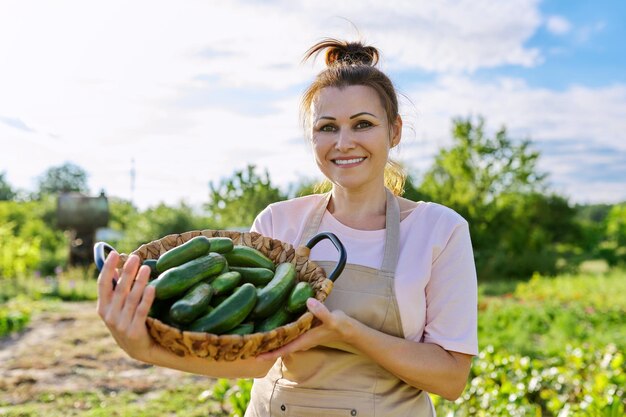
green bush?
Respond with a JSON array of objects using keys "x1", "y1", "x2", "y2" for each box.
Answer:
[
  {"x1": 433, "y1": 344, "x2": 625, "y2": 416},
  {"x1": 0, "y1": 297, "x2": 34, "y2": 337}
]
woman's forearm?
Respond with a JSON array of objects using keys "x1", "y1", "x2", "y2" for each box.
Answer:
[{"x1": 345, "y1": 319, "x2": 473, "y2": 400}]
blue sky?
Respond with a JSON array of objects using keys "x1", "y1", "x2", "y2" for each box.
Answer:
[{"x1": 1, "y1": 0, "x2": 625, "y2": 209}]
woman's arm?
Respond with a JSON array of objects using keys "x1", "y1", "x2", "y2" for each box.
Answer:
[
  {"x1": 259, "y1": 298, "x2": 473, "y2": 401},
  {"x1": 97, "y1": 251, "x2": 275, "y2": 379}
]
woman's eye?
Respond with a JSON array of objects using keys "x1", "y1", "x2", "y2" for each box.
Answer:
[
  {"x1": 355, "y1": 121, "x2": 372, "y2": 129},
  {"x1": 319, "y1": 124, "x2": 336, "y2": 132}
]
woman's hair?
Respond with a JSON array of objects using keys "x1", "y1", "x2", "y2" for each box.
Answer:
[{"x1": 301, "y1": 38, "x2": 406, "y2": 196}]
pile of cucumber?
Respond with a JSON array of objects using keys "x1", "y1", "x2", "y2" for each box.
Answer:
[{"x1": 144, "y1": 235, "x2": 315, "y2": 335}]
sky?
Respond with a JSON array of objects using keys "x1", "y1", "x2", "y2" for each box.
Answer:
[{"x1": 1, "y1": 0, "x2": 625, "y2": 210}]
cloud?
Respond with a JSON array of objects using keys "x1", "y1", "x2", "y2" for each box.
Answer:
[
  {"x1": 0, "y1": 116, "x2": 35, "y2": 133},
  {"x1": 546, "y1": 15, "x2": 572, "y2": 35},
  {"x1": 403, "y1": 76, "x2": 626, "y2": 203}
]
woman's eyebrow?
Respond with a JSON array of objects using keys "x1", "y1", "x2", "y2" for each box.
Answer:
[
  {"x1": 349, "y1": 112, "x2": 377, "y2": 119},
  {"x1": 316, "y1": 112, "x2": 377, "y2": 122}
]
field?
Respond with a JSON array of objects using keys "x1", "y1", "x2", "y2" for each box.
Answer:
[{"x1": 1, "y1": 268, "x2": 624, "y2": 416}]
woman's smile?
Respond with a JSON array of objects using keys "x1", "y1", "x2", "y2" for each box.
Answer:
[{"x1": 332, "y1": 157, "x2": 367, "y2": 167}]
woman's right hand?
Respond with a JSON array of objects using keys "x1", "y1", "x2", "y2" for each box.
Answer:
[{"x1": 96, "y1": 251, "x2": 160, "y2": 363}]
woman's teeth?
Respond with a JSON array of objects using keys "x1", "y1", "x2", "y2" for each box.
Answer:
[{"x1": 334, "y1": 158, "x2": 365, "y2": 165}]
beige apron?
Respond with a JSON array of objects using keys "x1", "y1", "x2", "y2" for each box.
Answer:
[{"x1": 246, "y1": 189, "x2": 435, "y2": 417}]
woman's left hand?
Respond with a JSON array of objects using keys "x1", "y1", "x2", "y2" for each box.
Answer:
[{"x1": 258, "y1": 298, "x2": 355, "y2": 361}]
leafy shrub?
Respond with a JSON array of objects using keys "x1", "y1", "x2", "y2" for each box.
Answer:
[
  {"x1": 0, "y1": 297, "x2": 34, "y2": 337},
  {"x1": 433, "y1": 344, "x2": 625, "y2": 417}
]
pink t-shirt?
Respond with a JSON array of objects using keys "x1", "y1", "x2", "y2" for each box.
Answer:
[{"x1": 251, "y1": 194, "x2": 478, "y2": 356}]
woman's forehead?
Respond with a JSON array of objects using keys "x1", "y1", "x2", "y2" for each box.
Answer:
[{"x1": 311, "y1": 85, "x2": 384, "y2": 118}]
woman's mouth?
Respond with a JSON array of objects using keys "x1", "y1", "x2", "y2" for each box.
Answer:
[{"x1": 332, "y1": 157, "x2": 366, "y2": 166}]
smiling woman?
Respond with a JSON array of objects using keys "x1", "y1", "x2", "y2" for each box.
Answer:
[{"x1": 95, "y1": 37, "x2": 478, "y2": 417}]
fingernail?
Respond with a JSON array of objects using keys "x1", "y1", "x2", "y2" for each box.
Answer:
[{"x1": 306, "y1": 298, "x2": 319, "y2": 309}]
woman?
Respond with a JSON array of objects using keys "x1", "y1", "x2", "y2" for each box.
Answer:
[{"x1": 97, "y1": 38, "x2": 477, "y2": 416}]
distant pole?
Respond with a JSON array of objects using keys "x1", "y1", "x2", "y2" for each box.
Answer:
[{"x1": 130, "y1": 158, "x2": 136, "y2": 205}]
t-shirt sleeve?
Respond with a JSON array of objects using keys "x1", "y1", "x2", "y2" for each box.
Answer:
[
  {"x1": 422, "y1": 221, "x2": 478, "y2": 355},
  {"x1": 250, "y1": 205, "x2": 273, "y2": 237}
]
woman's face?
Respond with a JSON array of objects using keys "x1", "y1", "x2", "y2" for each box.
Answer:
[{"x1": 309, "y1": 85, "x2": 401, "y2": 193}]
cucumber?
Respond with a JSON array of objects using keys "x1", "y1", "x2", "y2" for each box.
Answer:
[
  {"x1": 142, "y1": 259, "x2": 159, "y2": 280},
  {"x1": 286, "y1": 281, "x2": 315, "y2": 314},
  {"x1": 208, "y1": 237, "x2": 234, "y2": 254},
  {"x1": 251, "y1": 262, "x2": 297, "y2": 319},
  {"x1": 255, "y1": 308, "x2": 293, "y2": 333},
  {"x1": 210, "y1": 294, "x2": 229, "y2": 307},
  {"x1": 169, "y1": 282, "x2": 214, "y2": 324},
  {"x1": 229, "y1": 266, "x2": 274, "y2": 286},
  {"x1": 188, "y1": 283, "x2": 258, "y2": 334},
  {"x1": 210, "y1": 271, "x2": 241, "y2": 295},
  {"x1": 149, "y1": 252, "x2": 225, "y2": 300},
  {"x1": 148, "y1": 297, "x2": 175, "y2": 320},
  {"x1": 225, "y1": 322, "x2": 254, "y2": 335},
  {"x1": 224, "y1": 245, "x2": 275, "y2": 271},
  {"x1": 156, "y1": 236, "x2": 212, "y2": 273}
]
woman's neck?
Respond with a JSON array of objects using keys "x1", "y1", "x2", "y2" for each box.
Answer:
[{"x1": 327, "y1": 186, "x2": 387, "y2": 230}]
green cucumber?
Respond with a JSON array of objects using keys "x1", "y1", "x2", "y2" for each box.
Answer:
[
  {"x1": 225, "y1": 322, "x2": 254, "y2": 335},
  {"x1": 211, "y1": 271, "x2": 241, "y2": 295},
  {"x1": 229, "y1": 266, "x2": 274, "y2": 286},
  {"x1": 208, "y1": 237, "x2": 234, "y2": 254},
  {"x1": 188, "y1": 283, "x2": 257, "y2": 334},
  {"x1": 286, "y1": 281, "x2": 315, "y2": 314},
  {"x1": 255, "y1": 308, "x2": 293, "y2": 333},
  {"x1": 149, "y1": 252, "x2": 225, "y2": 300},
  {"x1": 224, "y1": 245, "x2": 275, "y2": 271},
  {"x1": 156, "y1": 236, "x2": 212, "y2": 273},
  {"x1": 148, "y1": 297, "x2": 175, "y2": 320},
  {"x1": 252, "y1": 262, "x2": 297, "y2": 319},
  {"x1": 169, "y1": 282, "x2": 214, "y2": 324},
  {"x1": 210, "y1": 294, "x2": 229, "y2": 307},
  {"x1": 142, "y1": 259, "x2": 159, "y2": 280}
]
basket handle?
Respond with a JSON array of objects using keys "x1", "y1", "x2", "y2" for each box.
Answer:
[
  {"x1": 94, "y1": 241, "x2": 116, "y2": 272},
  {"x1": 94, "y1": 241, "x2": 120, "y2": 288},
  {"x1": 305, "y1": 232, "x2": 347, "y2": 282}
]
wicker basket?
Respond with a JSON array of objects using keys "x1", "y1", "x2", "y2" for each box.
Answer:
[{"x1": 112, "y1": 230, "x2": 337, "y2": 361}]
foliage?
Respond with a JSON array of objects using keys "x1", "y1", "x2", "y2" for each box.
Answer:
[
  {"x1": 0, "y1": 171, "x2": 16, "y2": 201},
  {"x1": 37, "y1": 162, "x2": 90, "y2": 196},
  {"x1": 209, "y1": 378, "x2": 253, "y2": 417},
  {"x1": 0, "y1": 198, "x2": 67, "y2": 276},
  {"x1": 600, "y1": 204, "x2": 626, "y2": 266},
  {"x1": 110, "y1": 201, "x2": 217, "y2": 254},
  {"x1": 0, "y1": 296, "x2": 33, "y2": 337},
  {"x1": 206, "y1": 165, "x2": 286, "y2": 229},
  {"x1": 418, "y1": 116, "x2": 579, "y2": 279},
  {"x1": 433, "y1": 343, "x2": 625, "y2": 417},
  {"x1": 0, "y1": 222, "x2": 41, "y2": 278}
]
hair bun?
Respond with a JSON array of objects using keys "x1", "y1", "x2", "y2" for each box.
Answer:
[{"x1": 303, "y1": 38, "x2": 379, "y2": 67}]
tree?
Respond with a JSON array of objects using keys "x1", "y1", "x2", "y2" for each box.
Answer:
[
  {"x1": 0, "y1": 172, "x2": 16, "y2": 201},
  {"x1": 37, "y1": 162, "x2": 89, "y2": 196},
  {"x1": 600, "y1": 203, "x2": 626, "y2": 265},
  {"x1": 418, "y1": 116, "x2": 576, "y2": 279},
  {"x1": 206, "y1": 165, "x2": 286, "y2": 228}
]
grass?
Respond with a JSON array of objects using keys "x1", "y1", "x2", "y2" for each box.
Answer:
[{"x1": 0, "y1": 384, "x2": 229, "y2": 417}]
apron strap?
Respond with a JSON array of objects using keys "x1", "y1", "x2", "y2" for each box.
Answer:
[{"x1": 298, "y1": 188, "x2": 401, "y2": 274}]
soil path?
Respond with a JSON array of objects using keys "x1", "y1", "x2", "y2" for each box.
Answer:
[{"x1": 0, "y1": 301, "x2": 208, "y2": 406}]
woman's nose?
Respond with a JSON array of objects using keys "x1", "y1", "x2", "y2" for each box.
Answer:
[{"x1": 335, "y1": 129, "x2": 356, "y2": 152}]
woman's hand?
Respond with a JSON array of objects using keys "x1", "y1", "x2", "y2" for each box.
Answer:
[
  {"x1": 258, "y1": 298, "x2": 355, "y2": 361},
  {"x1": 96, "y1": 251, "x2": 161, "y2": 363}
]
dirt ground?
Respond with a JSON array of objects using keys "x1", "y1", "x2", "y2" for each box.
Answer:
[{"x1": 0, "y1": 301, "x2": 209, "y2": 406}]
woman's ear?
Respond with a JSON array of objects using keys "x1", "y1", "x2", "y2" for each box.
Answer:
[{"x1": 390, "y1": 115, "x2": 403, "y2": 147}]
